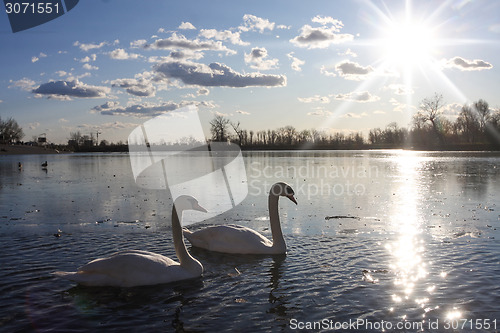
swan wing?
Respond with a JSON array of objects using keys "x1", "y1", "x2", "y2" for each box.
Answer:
[
  {"x1": 58, "y1": 251, "x2": 192, "y2": 287},
  {"x1": 185, "y1": 225, "x2": 274, "y2": 254}
]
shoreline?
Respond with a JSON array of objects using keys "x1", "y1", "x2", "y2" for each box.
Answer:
[
  {"x1": 2, "y1": 143, "x2": 499, "y2": 155},
  {"x1": 0, "y1": 144, "x2": 67, "y2": 155}
]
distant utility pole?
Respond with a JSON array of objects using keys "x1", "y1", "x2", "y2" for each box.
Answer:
[{"x1": 96, "y1": 130, "x2": 101, "y2": 146}]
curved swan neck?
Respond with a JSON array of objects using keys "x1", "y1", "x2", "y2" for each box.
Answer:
[
  {"x1": 172, "y1": 207, "x2": 202, "y2": 272},
  {"x1": 268, "y1": 192, "x2": 286, "y2": 252}
]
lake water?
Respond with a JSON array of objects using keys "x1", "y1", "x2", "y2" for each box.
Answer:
[{"x1": 1, "y1": 150, "x2": 499, "y2": 332}]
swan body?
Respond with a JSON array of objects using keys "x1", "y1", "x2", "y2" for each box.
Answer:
[
  {"x1": 54, "y1": 196, "x2": 206, "y2": 287},
  {"x1": 183, "y1": 182, "x2": 296, "y2": 255}
]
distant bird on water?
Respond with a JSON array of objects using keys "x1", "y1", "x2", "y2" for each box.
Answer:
[
  {"x1": 41, "y1": 161, "x2": 48, "y2": 168},
  {"x1": 18, "y1": 162, "x2": 22, "y2": 170}
]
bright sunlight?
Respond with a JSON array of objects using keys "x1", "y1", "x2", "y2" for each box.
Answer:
[{"x1": 381, "y1": 19, "x2": 437, "y2": 71}]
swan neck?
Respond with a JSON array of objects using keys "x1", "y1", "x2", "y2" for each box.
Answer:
[
  {"x1": 172, "y1": 207, "x2": 201, "y2": 273},
  {"x1": 268, "y1": 192, "x2": 285, "y2": 251}
]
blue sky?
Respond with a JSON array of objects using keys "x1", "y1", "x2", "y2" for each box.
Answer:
[{"x1": 1, "y1": 0, "x2": 499, "y2": 144}]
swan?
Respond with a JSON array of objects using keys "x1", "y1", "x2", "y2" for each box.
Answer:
[
  {"x1": 183, "y1": 182, "x2": 297, "y2": 255},
  {"x1": 53, "y1": 195, "x2": 206, "y2": 287},
  {"x1": 41, "y1": 161, "x2": 48, "y2": 168}
]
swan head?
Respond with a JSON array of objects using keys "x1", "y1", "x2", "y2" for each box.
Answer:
[
  {"x1": 271, "y1": 182, "x2": 297, "y2": 205},
  {"x1": 173, "y1": 195, "x2": 208, "y2": 213}
]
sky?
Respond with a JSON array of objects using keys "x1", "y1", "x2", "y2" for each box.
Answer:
[{"x1": 1, "y1": 0, "x2": 499, "y2": 144}]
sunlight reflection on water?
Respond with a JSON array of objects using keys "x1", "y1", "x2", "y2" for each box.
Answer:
[{"x1": 387, "y1": 151, "x2": 430, "y2": 323}]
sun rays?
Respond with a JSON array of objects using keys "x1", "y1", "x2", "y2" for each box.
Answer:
[{"x1": 318, "y1": 0, "x2": 486, "y2": 134}]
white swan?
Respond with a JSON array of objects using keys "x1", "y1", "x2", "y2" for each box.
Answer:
[
  {"x1": 53, "y1": 195, "x2": 206, "y2": 287},
  {"x1": 183, "y1": 182, "x2": 297, "y2": 255}
]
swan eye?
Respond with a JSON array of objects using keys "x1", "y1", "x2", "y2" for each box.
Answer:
[{"x1": 285, "y1": 187, "x2": 294, "y2": 196}]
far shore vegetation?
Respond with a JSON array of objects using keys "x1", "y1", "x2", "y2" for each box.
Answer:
[{"x1": 2, "y1": 94, "x2": 500, "y2": 153}]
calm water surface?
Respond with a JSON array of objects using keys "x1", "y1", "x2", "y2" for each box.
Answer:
[{"x1": 1, "y1": 150, "x2": 499, "y2": 332}]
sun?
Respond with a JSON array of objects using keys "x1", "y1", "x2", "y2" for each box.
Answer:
[{"x1": 380, "y1": 19, "x2": 437, "y2": 71}]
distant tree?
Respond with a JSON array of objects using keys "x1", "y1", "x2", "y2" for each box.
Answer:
[
  {"x1": 69, "y1": 131, "x2": 83, "y2": 146},
  {"x1": 282, "y1": 126, "x2": 297, "y2": 145},
  {"x1": 369, "y1": 127, "x2": 382, "y2": 144},
  {"x1": 209, "y1": 115, "x2": 230, "y2": 142},
  {"x1": 231, "y1": 121, "x2": 245, "y2": 146},
  {"x1": 456, "y1": 104, "x2": 480, "y2": 143},
  {"x1": 414, "y1": 93, "x2": 446, "y2": 144},
  {"x1": 0, "y1": 117, "x2": 24, "y2": 143},
  {"x1": 473, "y1": 99, "x2": 491, "y2": 133}
]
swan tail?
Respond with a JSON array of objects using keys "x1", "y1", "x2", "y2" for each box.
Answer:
[{"x1": 52, "y1": 271, "x2": 115, "y2": 286}]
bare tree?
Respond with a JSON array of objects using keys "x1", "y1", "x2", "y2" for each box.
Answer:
[
  {"x1": 0, "y1": 117, "x2": 24, "y2": 143},
  {"x1": 231, "y1": 121, "x2": 244, "y2": 146},
  {"x1": 210, "y1": 115, "x2": 230, "y2": 142},
  {"x1": 473, "y1": 99, "x2": 490, "y2": 133},
  {"x1": 456, "y1": 104, "x2": 480, "y2": 143},
  {"x1": 414, "y1": 93, "x2": 446, "y2": 143}
]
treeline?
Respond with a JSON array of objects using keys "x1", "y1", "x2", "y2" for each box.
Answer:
[{"x1": 210, "y1": 94, "x2": 500, "y2": 150}]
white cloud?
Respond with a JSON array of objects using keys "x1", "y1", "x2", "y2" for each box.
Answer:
[
  {"x1": 386, "y1": 83, "x2": 414, "y2": 95},
  {"x1": 31, "y1": 52, "x2": 47, "y2": 63},
  {"x1": 287, "y1": 52, "x2": 305, "y2": 72},
  {"x1": 307, "y1": 109, "x2": 332, "y2": 116},
  {"x1": 320, "y1": 65, "x2": 337, "y2": 77},
  {"x1": 109, "y1": 48, "x2": 141, "y2": 60},
  {"x1": 154, "y1": 60, "x2": 286, "y2": 88},
  {"x1": 83, "y1": 63, "x2": 99, "y2": 70},
  {"x1": 130, "y1": 39, "x2": 147, "y2": 48},
  {"x1": 342, "y1": 112, "x2": 368, "y2": 118},
  {"x1": 144, "y1": 33, "x2": 236, "y2": 55},
  {"x1": 80, "y1": 54, "x2": 97, "y2": 62},
  {"x1": 298, "y1": 95, "x2": 330, "y2": 103},
  {"x1": 236, "y1": 110, "x2": 251, "y2": 115},
  {"x1": 110, "y1": 77, "x2": 156, "y2": 97},
  {"x1": 334, "y1": 91, "x2": 380, "y2": 103},
  {"x1": 199, "y1": 29, "x2": 249, "y2": 45},
  {"x1": 389, "y1": 98, "x2": 415, "y2": 112},
  {"x1": 442, "y1": 56, "x2": 493, "y2": 71},
  {"x1": 197, "y1": 88, "x2": 210, "y2": 95},
  {"x1": 290, "y1": 17, "x2": 354, "y2": 49},
  {"x1": 335, "y1": 60, "x2": 373, "y2": 80},
  {"x1": 93, "y1": 100, "x2": 215, "y2": 117},
  {"x1": 239, "y1": 14, "x2": 275, "y2": 33},
  {"x1": 311, "y1": 15, "x2": 343, "y2": 27},
  {"x1": 244, "y1": 47, "x2": 279, "y2": 70},
  {"x1": 338, "y1": 48, "x2": 357, "y2": 57},
  {"x1": 179, "y1": 22, "x2": 196, "y2": 30},
  {"x1": 9, "y1": 78, "x2": 37, "y2": 91},
  {"x1": 74, "y1": 41, "x2": 108, "y2": 52},
  {"x1": 32, "y1": 79, "x2": 110, "y2": 99}
]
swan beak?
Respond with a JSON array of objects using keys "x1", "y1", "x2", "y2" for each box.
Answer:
[
  {"x1": 193, "y1": 203, "x2": 208, "y2": 213},
  {"x1": 287, "y1": 195, "x2": 298, "y2": 205}
]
